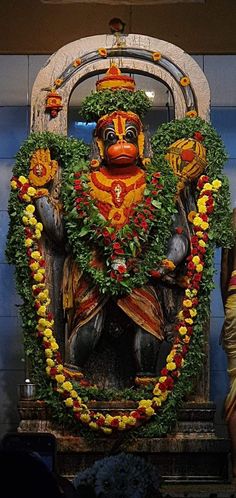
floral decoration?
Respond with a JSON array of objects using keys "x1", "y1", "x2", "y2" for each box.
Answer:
[{"x1": 6, "y1": 117, "x2": 234, "y2": 437}]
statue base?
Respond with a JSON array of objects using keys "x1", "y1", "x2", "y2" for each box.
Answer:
[{"x1": 17, "y1": 399, "x2": 232, "y2": 485}]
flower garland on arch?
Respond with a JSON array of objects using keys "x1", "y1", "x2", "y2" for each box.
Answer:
[{"x1": 9, "y1": 171, "x2": 223, "y2": 434}]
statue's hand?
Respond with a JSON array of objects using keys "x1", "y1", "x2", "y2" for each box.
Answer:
[
  {"x1": 29, "y1": 148, "x2": 58, "y2": 187},
  {"x1": 150, "y1": 259, "x2": 176, "y2": 280}
]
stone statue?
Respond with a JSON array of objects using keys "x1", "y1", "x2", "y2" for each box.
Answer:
[{"x1": 33, "y1": 65, "x2": 207, "y2": 387}]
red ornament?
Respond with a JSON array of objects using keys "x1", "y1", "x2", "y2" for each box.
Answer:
[
  {"x1": 45, "y1": 90, "x2": 63, "y2": 118},
  {"x1": 181, "y1": 149, "x2": 195, "y2": 162}
]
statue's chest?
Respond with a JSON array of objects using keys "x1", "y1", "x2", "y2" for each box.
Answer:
[{"x1": 88, "y1": 170, "x2": 146, "y2": 227}]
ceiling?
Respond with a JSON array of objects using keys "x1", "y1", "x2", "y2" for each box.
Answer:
[{"x1": 0, "y1": 0, "x2": 235, "y2": 54}]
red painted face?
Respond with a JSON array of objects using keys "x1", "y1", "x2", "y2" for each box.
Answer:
[{"x1": 98, "y1": 115, "x2": 140, "y2": 168}]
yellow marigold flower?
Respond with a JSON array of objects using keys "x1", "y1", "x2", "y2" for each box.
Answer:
[
  {"x1": 36, "y1": 222, "x2": 43, "y2": 231},
  {"x1": 193, "y1": 216, "x2": 202, "y2": 226},
  {"x1": 198, "y1": 240, "x2": 206, "y2": 247},
  {"x1": 45, "y1": 348, "x2": 53, "y2": 358},
  {"x1": 37, "y1": 305, "x2": 47, "y2": 316},
  {"x1": 56, "y1": 364, "x2": 64, "y2": 372},
  {"x1": 160, "y1": 391, "x2": 168, "y2": 401},
  {"x1": 190, "y1": 308, "x2": 197, "y2": 317},
  {"x1": 153, "y1": 397, "x2": 162, "y2": 407},
  {"x1": 27, "y1": 186, "x2": 37, "y2": 196},
  {"x1": 139, "y1": 399, "x2": 152, "y2": 408},
  {"x1": 38, "y1": 268, "x2": 45, "y2": 274},
  {"x1": 22, "y1": 194, "x2": 31, "y2": 202},
  {"x1": 159, "y1": 376, "x2": 167, "y2": 383},
  {"x1": 196, "y1": 231, "x2": 203, "y2": 238},
  {"x1": 201, "y1": 221, "x2": 209, "y2": 230},
  {"x1": 80, "y1": 413, "x2": 91, "y2": 423},
  {"x1": 18, "y1": 175, "x2": 28, "y2": 184},
  {"x1": 38, "y1": 318, "x2": 47, "y2": 326},
  {"x1": 31, "y1": 251, "x2": 41, "y2": 260},
  {"x1": 183, "y1": 299, "x2": 192, "y2": 308},
  {"x1": 185, "y1": 318, "x2": 193, "y2": 325},
  {"x1": 167, "y1": 361, "x2": 176, "y2": 371},
  {"x1": 38, "y1": 290, "x2": 49, "y2": 301},
  {"x1": 30, "y1": 261, "x2": 39, "y2": 271},
  {"x1": 179, "y1": 326, "x2": 187, "y2": 335},
  {"x1": 25, "y1": 238, "x2": 33, "y2": 247},
  {"x1": 55, "y1": 374, "x2": 66, "y2": 384},
  {"x1": 26, "y1": 204, "x2": 35, "y2": 213},
  {"x1": 192, "y1": 256, "x2": 200, "y2": 265},
  {"x1": 198, "y1": 195, "x2": 208, "y2": 203},
  {"x1": 22, "y1": 216, "x2": 29, "y2": 225},
  {"x1": 180, "y1": 76, "x2": 190, "y2": 86},
  {"x1": 70, "y1": 390, "x2": 78, "y2": 399},
  {"x1": 89, "y1": 422, "x2": 99, "y2": 430},
  {"x1": 196, "y1": 263, "x2": 203, "y2": 273},
  {"x1": 34, "y1": 229, "x2": 42, "y2": 240},
  {"x1": 34, "y1": 272, "x2": 44, "y2": 282},
  {"x1": 46, "y1": 366, "x2": 51, "y2": 376},
  {"x1": 212, "y1": 179, "x2": 222, "y2": 189},
  {"x1": 43, "y1": 328, "x2": 53, "y2": 338},
  {"x1": 153, "y1": 386, "x2": 161, "y2": 396},
  {"x1": 127, "y1": 417, "x2": 136, "y2": 426},
  {"x1": 178, "y1": 310, "x2": 184, "y2": 320},
  {"x1": 50, "y1": 341, "x2": 59, "y2": 351},
  {"x1": 29, "y1": 217, "x2": 37, "y2": 226},
  {"x1": 152, "y1": 51, "x2": 162, "y2": 61},
  {"x1": 118, "y1": 421, "x2": 126, "y2": 430},
  {"x1": 166, "y1": 352, "x2": 175, "y2": 362},
  {"x1": 62, "y1": 381, "x2": 73, "y2": 392},
  {"x1": 145, "y1": 407, "x2": 155, "y2": 417},
  {"x1": 202, "y1": 183, "x2": 213, "y2": 191},
  {"x1": 64, "y1": 397, "x2": 74, "y2": 407},
  {"x1": 46, "y1": 358, "x2": 55, "y2": 367},
  {"x1": 101, "y1": 427, "x2": 112, "y2": 434},
  {"x1": 198, "y1": 205, "x2": 207, "y2": 214},
  {"x1": 10, "y1": 179, "x2": 18, "y2": 189}
]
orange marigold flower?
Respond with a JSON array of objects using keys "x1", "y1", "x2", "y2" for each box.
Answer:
[
  {"x1": 152, "y1": 51, "x2": 162, "y2": 61},
  {"x1": 180, "y1": 76, "x2": 190, "y2": 87},
  {"x1": 98, "y1": 48, "x2": 107, "y2": 58},
  {"x1": 72, "y1": 58, "x2": 81, "y2": 67},
  {"x1": 186, "y1": 110, "x2": 198, "y2": 118},
  {"x1": 188, "y1": 211, "x2": 197, "y2": 223},
  {"x1": 54, "y1": 78, "x2": 63, "y2": 87}
]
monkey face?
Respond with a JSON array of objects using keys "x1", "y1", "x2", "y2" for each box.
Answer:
[{"x1": 101, "y1": 120, "x2": 139, "y2": 167}]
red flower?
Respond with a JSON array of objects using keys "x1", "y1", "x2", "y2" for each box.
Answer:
[
  {"x1": 117, "y1": 265, "x2": 126, "y2": 274},
  {"x1": 194, "y1": 131, "x2": 204, "y2": 142},
  {"x1": 113, "y1": 242, "x2": 121, "y2": 250},
  {"x1": 150, "y1": 270, "x2": 161, "y2": 278},
  {"x1": 175, "y1": 226, "x2": 183, "y2": 234}
]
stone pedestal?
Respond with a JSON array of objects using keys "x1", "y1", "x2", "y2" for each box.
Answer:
[{"x1": 17, "y1": 399, "x2": 231, "y2": 484}]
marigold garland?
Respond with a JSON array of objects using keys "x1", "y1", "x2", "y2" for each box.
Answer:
[
  {"x1": 9, "y1": 172, "x2": 223, "y2": 433},
  {"x1": 6, "y1": 119, "x2": 234, "y2": 436}
]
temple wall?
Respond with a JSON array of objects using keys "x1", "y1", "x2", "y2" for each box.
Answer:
[{"x1": 1, "y1": 53, "x2": 236, "y2": 439}]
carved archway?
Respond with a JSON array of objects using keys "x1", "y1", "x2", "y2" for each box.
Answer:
[{"x1": 31, "y1": 33, "x2": 210, "y2": 133}]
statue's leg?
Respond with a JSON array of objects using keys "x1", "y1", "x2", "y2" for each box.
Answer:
[
  {"x1": 134, "y1": 326, "x2": 162, "y2": 377},
  {"x1": 69, "y1": 310, "x2": 104, "y2": 369}
]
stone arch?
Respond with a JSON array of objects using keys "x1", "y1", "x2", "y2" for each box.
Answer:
[{"x1": 31, "y1": 33, "x2": 210, "y2": 134}]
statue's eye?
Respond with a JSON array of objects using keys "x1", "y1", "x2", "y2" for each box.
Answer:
[
  {"x1": 125, "y1": 127, "x2": 137, "y2": 141},
  {"x1": 103, "y1": 129, "x2": 116, "y2": 142}
]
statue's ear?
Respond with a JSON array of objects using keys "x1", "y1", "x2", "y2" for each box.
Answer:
[
  {"x1": 139, "y1": 125, "x2": 153, "y2": 168},
  {"x1": 89, "y1": 132, "x2": 104, "y2": 169}
]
